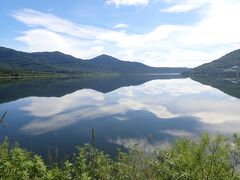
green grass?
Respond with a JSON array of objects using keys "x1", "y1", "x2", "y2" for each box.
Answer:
[
  {"x1": 1, "y1": 133, "x2": 240, "y2": 179},
  {"x1": 0, "y1": 69, "x2": 118, "y2": 79}
]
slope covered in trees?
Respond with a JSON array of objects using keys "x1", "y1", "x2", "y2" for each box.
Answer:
[{"x1": 0, "y1": 47, "x2": 189, "y2": 77}]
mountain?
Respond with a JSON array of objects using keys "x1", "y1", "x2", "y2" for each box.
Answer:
[
  {"x1": 0, "y1": 74, "x2": 183, "y2": 104},
  {"x1": 0, "y1": 47, "x2": 91, "y2": 74},
  {"x1": 190, "y1": 49, "x2": 240, "y2": 77},
  {"x1": 88, "y1": 54, "x2": 189, "y2": 74},
  {"x1": 0, "y1": 47, "x2": 189, "y2": 76}
]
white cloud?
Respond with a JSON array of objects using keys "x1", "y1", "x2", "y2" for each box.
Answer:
[
  {"x1": 13, "y1": 78, "x2": 240, "y2": 135},
  {"x1": 160, "y1": 0, "x2": 209, "y2": 13},
  {"x1": 106, "y1": 0, "x2": 149, "y2": 7},
  {"x1": 109, "y1": 137, "x2": 169, "y2": 152},
  {"x1": 21, "y1": 89, "x2": 105, "y2": 117},
  {"x1": 118, "y1": 98, "x2": 176, "y2": 118},
  {"x1": 11, "y1": 1, "x2": 240, "y2": 67},
  {"x1": 161, "y1": 129, "x2": 193, "y2": 137},
  {"x1": 113, "y1": 23, "x2": 130, "y2": 29},
  {"x1": 21, "y1": 103, "x2": 129, "y2": 135},
  {"x1": 16, "y1": 29, "x2": 105, "y2": 58}
]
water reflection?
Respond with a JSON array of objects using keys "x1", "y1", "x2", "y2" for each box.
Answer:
[
  {"x1": 191, "y1": 76, "x2": 240, "y2": 98},
  {"x1": 0, "y1": 74, "x2": 182, "y2": 104},
  {"x1": 0, "y1": 75, "x2": 240, "y2": 159}
]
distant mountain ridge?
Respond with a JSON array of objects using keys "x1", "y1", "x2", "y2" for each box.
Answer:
[
  {"x1": 0, "y1": 46, "x2": 190, "y2": 76},
  {"x1": 190, "y1": 49, "x2": 240, "y2": 76}
]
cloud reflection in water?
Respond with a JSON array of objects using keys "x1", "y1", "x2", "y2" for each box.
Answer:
[{"x1": 19, "y1": 78, "x2": 240, "y2": 137}]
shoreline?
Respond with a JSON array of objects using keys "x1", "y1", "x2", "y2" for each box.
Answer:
[
  {"x1": 0, "y1": 73, "x2": 184, "y2": 80},
  {"x1": 0, "y1": 73, "x2": 119, "y2": 80}
]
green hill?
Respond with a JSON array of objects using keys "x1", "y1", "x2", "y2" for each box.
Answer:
[
  {"x1": 0, "y1": 47, "x2": 189, "y2": 77},
  {"x1": 0, "y1": 47, "x2": 93, "y2": 75},
  {"x1": 190, "y1": 49, "x2": 240, "y2": 76}
]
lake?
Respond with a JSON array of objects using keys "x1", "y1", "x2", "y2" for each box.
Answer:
[{"x1": 0, "y1": 75, "x2": 240, "y2": 160}]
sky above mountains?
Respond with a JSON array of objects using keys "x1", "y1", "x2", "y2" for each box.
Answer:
[{"x1": 1, "y1": 0, "x2": 240, "y2": 67}]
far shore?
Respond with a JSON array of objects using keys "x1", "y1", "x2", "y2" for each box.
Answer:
[{"x1": 0, "y1": 73, "x2": 184, "y2": 80}]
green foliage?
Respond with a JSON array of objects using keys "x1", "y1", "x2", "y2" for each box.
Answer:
[
  {"x1": 154, "y1": 133, "x2": 235, "y2": 179},
  {"x1": 73, "y1": 144, "x2": 113, "y2": 179},
  {"x1": 1, "y1": 134, "x2": 240, "y2": 179},
  {"x1": 0, "y1": 46, "x2": 189, "y2": 78},
  {"x1": 0, "y1": 138, "x2": 47, "y2": 179},
  {"x1": 190, "y1": 48, "x2": 240, "y2": 76}
]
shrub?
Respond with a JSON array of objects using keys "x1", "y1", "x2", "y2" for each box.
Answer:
[{"x1": 0, "y1": 133, "x2": 240, "y2": 179}]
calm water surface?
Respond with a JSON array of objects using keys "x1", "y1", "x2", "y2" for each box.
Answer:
[{"x1": 0, "y1": 75, "x2": 240, "y2": 160}]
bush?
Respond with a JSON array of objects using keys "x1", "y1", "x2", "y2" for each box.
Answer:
[{"x1": 0, "y1": 133, "x2": 240, "y2": 179}]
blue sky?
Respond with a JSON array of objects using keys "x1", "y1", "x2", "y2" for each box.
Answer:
[{"x1": 1, "y1": 0, "x2": 240, "y2": 67}]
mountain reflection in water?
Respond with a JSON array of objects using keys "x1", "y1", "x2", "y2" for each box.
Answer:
[{"x1": 0, "y1": 75, "x2": 240, "y2": 160}]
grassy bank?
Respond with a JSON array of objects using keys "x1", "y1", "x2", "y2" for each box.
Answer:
[
  {"x1": 0, "y1": 72, "x2": 118, "y2": 80},
  {"x1": 1, "y1": 133, "x2": 240, "y2": 179}
]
